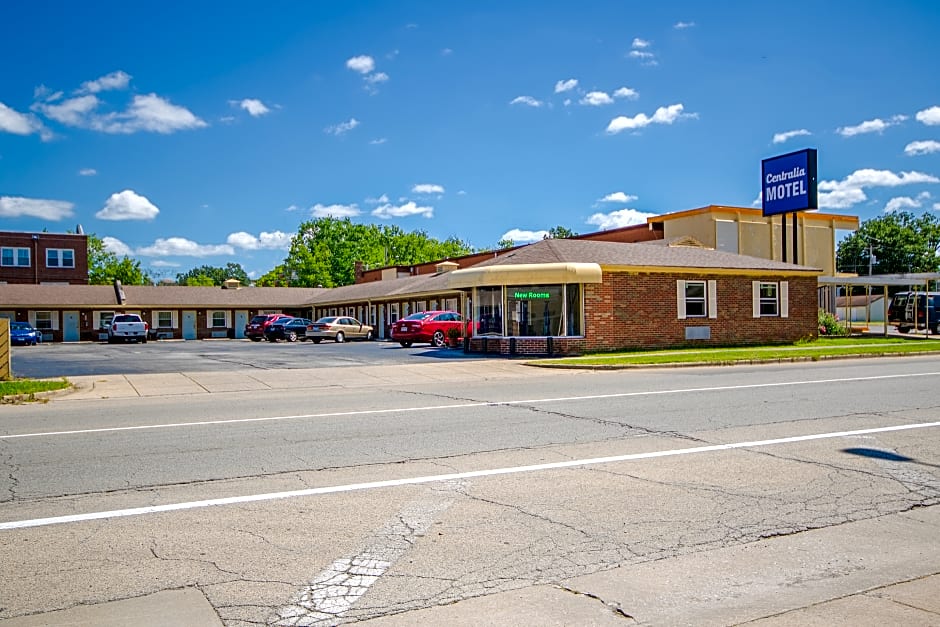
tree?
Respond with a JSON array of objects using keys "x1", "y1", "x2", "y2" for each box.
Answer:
[
  {"x1": 837, "y1": 211, "x2": 940, "y2": 275},
  {"x1": 545, "y1": 226, "x2": 578, "y2": 239},
  {"x1": 87, "y1": 234, "x2": 151, "y2": 285},
  {"x1": 176, "y1": 263, "x2": 250, "y2": 286},
  {"x1": 274, "y1": 218, "x2": 475, "y2": 287}
]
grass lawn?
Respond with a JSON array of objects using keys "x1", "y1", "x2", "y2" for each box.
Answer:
[
  {"x1": 529, "y1": 336, "x2": 940, "y2": 367},
  {"x1": 0, "y1": 378, "x2": 70, "y2": 402}
]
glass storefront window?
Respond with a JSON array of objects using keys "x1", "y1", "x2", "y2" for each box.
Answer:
[
  {"x1": 566, "y1": 284, "x2": 582, "y2": 336},
  {"x1": 507, "y1": 285, "x2": 563, "y2": 336},
  {"x1": 474, "y1": 287, "x2": 503, "y2": 335}
]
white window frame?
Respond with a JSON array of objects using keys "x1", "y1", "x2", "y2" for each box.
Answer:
[
  {"x1": 154, "y1": 310, "x2": 177, "y2": 328},
  {"x1": 30, "y1": 311, "x2": 58, "y2": 330},
  {"x1": 677, "y1": 280, "x2": 718, "y2": 320},
  {"x1": 46, "y1": 248, "x2": 75, "y2": 268},
  {"x1": 752, "y1": 281, "x2": 789, "y2": 318},
  {"x1": 94, "y1": 311, "x2": 115, "y2": 330},
  {"x1": 1, "y1": 247, "x2": 31, "y2": 267},
  {"x1": 209, "y1": 310, "x2": 230, "y2": 328}
]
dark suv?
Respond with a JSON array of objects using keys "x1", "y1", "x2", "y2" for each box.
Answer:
[
  {"x1": 245, "y1": 313, "x2": 292, "y2": 341},
  {"x1": 887, "y1": 292, "x2": 940, "y2": 334}
]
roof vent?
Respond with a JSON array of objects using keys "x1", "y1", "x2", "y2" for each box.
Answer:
[
  {"x1": 222, "y1": 278, "x2": 242, "y2": 290},
  {"x1": 435, "y1": 261, "x2": 459, "y2": 273}
]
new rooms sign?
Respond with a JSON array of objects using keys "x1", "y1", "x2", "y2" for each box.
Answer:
[{"x1": 761, "y1": 148, "x2": 818, "y2": 216}]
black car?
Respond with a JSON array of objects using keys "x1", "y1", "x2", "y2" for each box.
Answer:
[
  {"x1": 887, "y1": 291, "x2": 940, "y2": 334},
  {"x1": 264, "y1": 317, "x2": 312, "y2": 342}
]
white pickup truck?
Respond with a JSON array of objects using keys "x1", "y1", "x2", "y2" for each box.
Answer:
[{"x1": 107, "y1": 314, "x2": 149, "y2": 344}]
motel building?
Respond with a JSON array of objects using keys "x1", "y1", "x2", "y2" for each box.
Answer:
[{"x1": 1, "y1": 205, "x2": 858, "y2": 355}]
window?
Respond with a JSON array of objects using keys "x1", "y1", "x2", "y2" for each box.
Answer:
[
  {"x1": 752, "y1": 281, "x2": 789, "y2": 318},
  {"x1": 155, "y1": 311, "x2": 174, "y2": 328},
  {"x1": 96, "y1": 311, "x2": 115, "y2": 329},
  {"x1": 211, "y1": 311, "x2": 228, "y2": 328},
  {"x1": 46, "y1": 248, "x2": 75, "y2": 268},
  {"x1": 677, "y1": 280, "x2": 718, "y2": 320},
  {"x1": 684, "y1": 281, "x2": 707, "y2": 317},
  {"x1": 474, "y1": 287, "x2": 503, "y2": 336},
  {"x1": 1, "y1": 247, "x2": 30, "y2": 267},
  {"x1": 34, "y1": 311, "x2": 54, "y2": 330}
]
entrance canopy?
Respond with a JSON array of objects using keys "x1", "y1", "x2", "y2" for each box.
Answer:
[
  {"x1": 818, "y1": 273, "x2": 940, "y2": 337},
  {"x1": 447, "y1": 262, "x2": 602, "y2": 289}
]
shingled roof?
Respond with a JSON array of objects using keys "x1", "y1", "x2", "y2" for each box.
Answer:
[
  {"x1": 464, "y1": 238, "x2": 822, "y2": 273},
  {"x1": 0, "y1": 284, "x2": 327, "y2": 308}
]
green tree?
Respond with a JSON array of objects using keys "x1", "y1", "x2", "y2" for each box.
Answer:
[
  {"x1": 837, "y1": 211, "x2": 940, "y2": 275},
  {"x1": 176, "y1": 263, "x2": 250, "y2": 286},
  {"x1": 545, "y1": 226, "x2": 578, "y2": 239},
  {"x1": 87, "y1": 234, "x2": 151, "y2": 285},
  {"x1": 276, "y1": 218, "x2": 475, "y2": 287}
]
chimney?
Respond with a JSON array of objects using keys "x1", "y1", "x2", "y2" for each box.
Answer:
[{"x1": 113, "y1": 279, "x2": 126, "y2": 305}]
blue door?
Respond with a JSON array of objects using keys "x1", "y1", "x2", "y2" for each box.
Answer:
[
  {"x1": 235, "y1": 311, "x2": 248, "y2": 339},
  {"x1": 63, "y1": 311, "x2": 80, "y2": 342},
  {"x1": 182, "y1": 310, "x2": 197, "y2": 340}
]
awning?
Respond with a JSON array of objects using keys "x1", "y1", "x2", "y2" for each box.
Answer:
[{"x1": 447, "y1": 262, "x2": 603, "y2": 288}]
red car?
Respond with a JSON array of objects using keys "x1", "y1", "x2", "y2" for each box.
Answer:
[
  {"x1": 390, "y1": 310, "x2": 468, "y2": 347},
  {"x1": 245, "y1": 313, "x2": 292, "y2": 341}
]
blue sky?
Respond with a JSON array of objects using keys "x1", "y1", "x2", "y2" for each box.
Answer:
[{"x1": 2, "y1": 1, "x2": 939, "y2": 280}]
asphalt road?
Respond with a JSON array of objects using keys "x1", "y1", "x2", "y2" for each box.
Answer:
[{"x1": 1, "y1": 356, "x2": 939, "y2": 625}]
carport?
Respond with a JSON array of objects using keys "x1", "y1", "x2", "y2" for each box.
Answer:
[{"x1": 818, "y1": 273, "x2": 940, "y2": 337}]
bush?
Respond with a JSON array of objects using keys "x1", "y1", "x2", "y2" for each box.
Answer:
[{"x1": 818, "y1": 309, "x2": 849, "y2": 336}]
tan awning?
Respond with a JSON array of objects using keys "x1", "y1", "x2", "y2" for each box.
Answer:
[{"x1": 447, "y1": 262, "x2": 603, "y2": 288}]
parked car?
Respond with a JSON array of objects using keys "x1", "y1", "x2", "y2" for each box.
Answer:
[
  {"x1": 887, "y1": 291, "x2": 940, "y2": 334},
  {"x1": 9, "y1": 321, "x2": 41, "y2": 346},
  {"x1": 390, "y1": 310, "x2": 468, "y2": 347},
  {"x1": 245, "y1": 313, "x2": 292, "y2": 341},
  {"x1": 107, "y1": 314, "x2": 149, "y2": 344},
  {"x1": 306, "y1": 316, "x2": 374, "y2": 343},
  {"x1": 264, "y1": 317, "x2": 312, "y2": 342}
]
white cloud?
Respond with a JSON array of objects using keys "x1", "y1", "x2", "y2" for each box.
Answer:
[
  {"x1": 0, "y1": 101, "x2": 49, "y2": 138},
  {"x1": 554, "y1": 79, "x2": 578, "y2": 93},
  {"x1": 311, "y1": 203, "x2": 361, "y2": 218},
  {"x1": 364, "y1": 72, "x2": 389, "y2": 84},
  {"x1": 0, "y1": 196, "x2": 74, "y2": 220},
  {"x1": 412, "y1": 183, "x2": 445, "y2": 194},
  {"x1": 598, "y1": 192, "x2": 638, "y2": 203},
  {"x1": 510, "y1": 96, "x2": 543, "y2": 107},
  {"x1": 137, "y1": 237, "x2": 234, "y2": 257},
  {"x1": 78, "y1": 70, "x2": 131, "y2": 94},
  {"x1": 674, "y1": 21, "x2": 696, "y2": 29},
  {"x1": 905, "y1": 140, "x2": 940, "y2": 156},
  {"x1": 613, "y1": 87, "x2": 639, "y2": 100},
  {"x1": 102, "y1": 236, "x2": 132, "y2": 256},
  {"x1": 915, "y1": 106, "x2": 940, "y2": 126},
  {"x1": 632, "y1": 38, "x2": 651, "y2": 48},
  {"x1": 606, "y1": 104, "x2": 696, "y2": 134},
  {"x1": 40, "y1": 93, "x2": 206, "y2": 135},
  {"x1": 500, "y1": 228, "x2": 548, "y2": 243},
  {"x1": 78, "y1": 168, "x2": 97, "y2": 176},
  {"x1": 772, "y1": 129, "x2": 812, "y2": 144},
  {"x1": 372, "y1": 201, "x2": 433, "y2": 218},
  {"x1": 442, "y1": 48, "x2": 453, "y2": 56},
  {"x1": 324, "y1": 118, "x2": 360, "y2": 135},
  {"x1": 149, "y1": 260, "x2": 180, "y2": 268},
  {"x1": 818, "y1": 169, "x2": 940, "y2": 209},
  {"x1": 226, "y1": 230, "x2": 292, "y2": 250},
  {"x1": 586, "y1": 208, "x2": 657, "y2": 230},
  {"x1": 346, "y1": 55, "x2": 375, "y2": 74},
  {"x1": 235, "y1": 98, "x2": 270, "y2": 117},
  {"x1": 628, "y1": 50, "x2": 658, "y2": 65},
  {"x1": 96, "y1": 189, "x2": 160, "y2": 221},
  {"x1": 370, "y1": 137, "x2": 387, "y2": 145},
  {"x1": 884, "y1": 193, "x2": 931, "y2": 213},
  {"x1": 96, "y1": 93, "x2": 207, "y2": 134},
  {"x1": 837, "y1": 118, "x2": 891, "y2": 137},
  {"x1": 366, "y1": 194, "x2": 389, "y2": 204},
  {"x1": 34, "y1": 94, "x2": 99, "y2": 127},
  {"x1": 580, "y1": 91, "x2": 613, "y2": 106}
]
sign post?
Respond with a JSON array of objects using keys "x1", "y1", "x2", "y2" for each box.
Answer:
[{"x1": 761, "y1": 148, "x2": 818, "y2": 264}]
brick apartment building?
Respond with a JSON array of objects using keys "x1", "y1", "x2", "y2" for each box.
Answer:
[{"x1": 0, "y1": 231, "x2": 89, "y2": 285}]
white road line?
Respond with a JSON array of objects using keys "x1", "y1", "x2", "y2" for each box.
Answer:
[
  {"x1": 2, "y1": 421, "x2": 939, "y2": 531},
  {"x1": 3, "y1": 371, "x2": 939, "y2": 440}
]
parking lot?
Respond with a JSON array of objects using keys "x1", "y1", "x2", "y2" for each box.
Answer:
[{"x1": 9, "y1": 337, "x2": 485, "y2": 379}]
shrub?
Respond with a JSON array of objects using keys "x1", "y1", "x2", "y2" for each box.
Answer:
[{"x1": 818, "y1": 309, "x2": 849, "y2": 336}]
